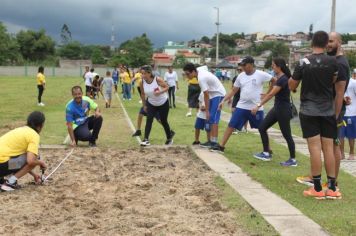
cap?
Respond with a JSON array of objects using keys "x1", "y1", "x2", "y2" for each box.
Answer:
[{"x1": 239, "y1": 56, "x2": 254, "y2": 65}]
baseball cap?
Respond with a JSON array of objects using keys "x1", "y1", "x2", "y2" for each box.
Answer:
[{"x1": 239, "y1": 56, "x2": 254, "y2": 65}]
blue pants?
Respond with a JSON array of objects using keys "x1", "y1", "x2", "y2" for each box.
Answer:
[{"x1": 123, "y1": 83, "x2": 131, "y2": 99}]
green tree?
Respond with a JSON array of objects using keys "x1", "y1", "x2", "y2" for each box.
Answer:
[
  {"x1": 16, "y1": 29, "x2": 55, "y2": 61},
  {"x1": 172, "y1": 55, "x2": 187, "y2": 68},
  {"x1": 91, "y1": 47, "x2": 105, "y2": 64},
  {"x1": 346, "y1": 51, "x2": 356, "y2": 69},
  {"x1": 60, "y1": 24, "x2": 72, "y2": 45},
  {"x1": 58, "y1": 41, "x2": 82, "y2": 59},
  {"x1": 111, "y1": 33, "x2": 153, "y2": 67},
  {"x1": 0, "y1": 22, "x2": 22, "y2": 65},
  {"x1": 200, "y1": 36, "x2": 210, "y2": 44},
  {"x1": 341, "y1": 33, "x2": 356, "y2": 44}
]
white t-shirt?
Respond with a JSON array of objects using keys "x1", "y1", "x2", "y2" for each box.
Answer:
[
  {"x1": 197, "y1": 70, "x2": 226, "y2": 99},
  {"x1": 164, "y1": 71, "x2": 178, "y2": 87},
  {"x1": 197, "y1": 92, "x2": 206, "y2": 119},
  {"x1": 234, "y1": 70, "x2": 272, "y2": 110},
  {"x1": 102, "y1": 77, "x2": 114, "y2": 93},
  {"x1": 143, "y1": 77, "x2": 168, "y2": 106},
  {"x1": 345, "y1": 79, "x2": 356, "y2": 116},
  {"x1": 84, "y1": 72, "x2": 93, "y2": 86}
]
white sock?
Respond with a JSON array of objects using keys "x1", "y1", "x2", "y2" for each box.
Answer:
[
  {"x1": 263, "y1": 152, "x2": 270, "y2": 156},
  {"x1": 211, "y1": 137, "x2": 217, "y2": 143},
  {"x1": 8, "y1": 175, "x2": 18, "y2": 184}
]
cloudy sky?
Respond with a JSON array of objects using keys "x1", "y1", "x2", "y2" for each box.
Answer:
[{"x1": 1, "y1": 0, "x2": 355, "y2": 47}]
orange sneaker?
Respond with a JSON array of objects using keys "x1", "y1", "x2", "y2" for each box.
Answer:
[
  {"x1": 325, "y1": 189, "x2": 342, "y2": 200},
  {"x1": 303, "y1": 187, "x2": 325, "y2": 200}
]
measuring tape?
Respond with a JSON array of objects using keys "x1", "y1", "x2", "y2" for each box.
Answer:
[{"x1": 42, "y1": 148, "x2": 74, "y2": 183}]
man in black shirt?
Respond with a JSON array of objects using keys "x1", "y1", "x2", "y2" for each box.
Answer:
[
  {"x1": 289, "y1": 31, "x2": 341, "y2": 199},
  {"x1": 327, "y1": 31, "x2": 350, "y2": 185}
]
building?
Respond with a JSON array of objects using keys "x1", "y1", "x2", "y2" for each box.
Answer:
[
  {"x1": 164, "y1": 41, "x2": 189, "y2": 56},
  {"x1": 176, "y1": 50, "x2": 201, "y2": 64},
  {"x1": 152, "y1": 53, "x2": 173, "y2": 67},
  {"x1": 342, "y1": 41, "x2": 356, "y2": 52}
]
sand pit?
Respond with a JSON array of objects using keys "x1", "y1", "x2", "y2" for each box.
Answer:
[{"x1": 0, "y1": 147, "x2": 246, "y2": 235}]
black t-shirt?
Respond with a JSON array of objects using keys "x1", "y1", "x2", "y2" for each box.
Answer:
[
  {"x1": 292, "y1": 53, "x2": 338, "y2": 116},
  {"x1": 274, "y1": 74, "x2": 290, "y2": 107},
  {"x1": 335, "y1": 55, "x2": 350, "y2": 112},
  {"x1": 232, "y1": 75, "x2": 241, "y2": 101}
]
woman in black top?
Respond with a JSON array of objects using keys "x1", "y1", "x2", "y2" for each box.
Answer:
[{"x1": 251, "y1": 58, "x2": 296, "y2": 166}]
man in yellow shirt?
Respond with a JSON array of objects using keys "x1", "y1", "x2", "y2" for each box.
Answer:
[
  {"x1": 120, "y1": 67, "x2": 132, "y2": 100},
  {"x1": 0, "y1": 111, "x2": 47, "y2": 191},
  {"x1": 37, "y1": 66, "x2": 46, "y2": 106}
]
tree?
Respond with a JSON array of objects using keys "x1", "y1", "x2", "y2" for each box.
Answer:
[
  {"x1": 0, "y1": 22, "x2": 22, "y2": 65},
  {"x1": 346, "y1": 51, "x2": 356, "y2": 69},
  {"x1": 308, "y1": 24, "x2": 313, "y2": 41},
  {"x1": 58, "y1": 41, "x2": 82, "y2": 59},
  {"x1": 200, "y1": 36, "x2": 210, "y2": 44},
  {"x1": 111, "y1": 33, "x2": 153, "y2": 67},
  {"x1": 91, "y1": 47, "x2": 105, "y2": 64},
  {"x1": 16, "y1": 29, "x2": 55, "y2": 61},
  {"x1": 60, "y1": 24, "x2": 72, "y2": 45},
  {"x1": 172, "y1": 55, "x2": 187, "y2": 68}
]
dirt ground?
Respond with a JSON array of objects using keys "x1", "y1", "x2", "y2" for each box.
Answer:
[{"x1": 0, "y1": 147, "x2": 247, "y2": 235}]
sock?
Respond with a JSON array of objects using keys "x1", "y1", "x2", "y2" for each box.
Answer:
[
  {"x1": 8, "y1": 175, "x2": 18, "y2": 184},
  {"x1": 327, "y1": 176, "x2": 336, "y2": 191},
  {"x1": 211, "y1": 137, "x2": 217, "y2": 143},
  {"x1": 313, "y1": 175, "x2": 322, "y2": 192},
  {"x1": 263, "y1": 152, "x2": 270, "y2": 156}
]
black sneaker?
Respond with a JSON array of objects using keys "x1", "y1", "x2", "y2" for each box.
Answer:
[
  {"x1": 1, "y1": 180, "x2": 20, "y2": 191},
  {"x1": 89, "y1": 142, "x2": 97, "y2": 147},
  {"x1": 0, "y1": 177, "x2": 5, "y2": 185},
  {"x1": 200, "y1": 141, "x2": 212, "y2": 148},
  {"x1": 165, "y1": 138, "x2": 173, "y2": 145},
  {"x1": 170, "y1": 130, "x2": 175, "y2": 139},
  {"x1": 141, "y1": 139, "x2": 150, "y2": 146},
  {"x1": 192, "y1": 141, "x2": 200, "y2": 145},
  {"x1": 132, "y1": 130, "x2": 142, "y2": 137},
  {"x1": 210, "y1": 144, "x2": 225, "y2": 154}
]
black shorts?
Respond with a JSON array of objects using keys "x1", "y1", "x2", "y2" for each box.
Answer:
[
  {"x1": 85, "y1": 86, "x2": 92, "y2": 94},
  {"x1": 299, "y1": 113, "x2": 337, "y2": 139},
  {"x1": 0, "y1": 154, "x2": 27, "y2": 177}
]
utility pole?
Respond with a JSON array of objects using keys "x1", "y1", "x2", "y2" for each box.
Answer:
[
  {"x1": 331, "y1": 0, "x2": 336, "y2": 32},
  {"x1": 214, "y1": 7, "x2": 220, "y2": 65},
  {"x1": 111, "y1": 23, "x2": 115, "y2": 51}
]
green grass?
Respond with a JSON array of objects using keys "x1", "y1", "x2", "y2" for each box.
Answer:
[{"x1": 122, "y1": 81, "x2": 356, "y2": 236}]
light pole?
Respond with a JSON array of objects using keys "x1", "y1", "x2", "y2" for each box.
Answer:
[
  {"x1": 331, "y1": 0, "x2": 336, "y2": 32},
  {"x1": 214, "y1": 7, "x2": 220, "y2": 65}
]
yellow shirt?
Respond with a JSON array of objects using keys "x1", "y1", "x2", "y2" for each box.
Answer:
[
  {"x1": 134, "y1": 72, "x2": 142, "y2": 87},
  {"x1": 0, "y1": 126, "x2": 40, "y2": 163},
  {"x1": 189, "y1": 77, "x2": 199, "y2": 85},
  {"x1": 120, "y1": 72, "x2": 131, "y2": 84},
  {"x1": 37, "y1": 73, "x2": 46, "y2": 85}
]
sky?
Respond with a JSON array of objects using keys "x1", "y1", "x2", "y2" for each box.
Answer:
[{"x1": 1, "y1": 0, "x2": 355, "y2": 47}]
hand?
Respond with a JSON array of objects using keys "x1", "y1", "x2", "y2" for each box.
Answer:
[
  {"x1": 345, "y1": 96, "x2": 351, "y2": 105},
  {"x1": 143, "y1": 105, "x2": 147, "y2": 113},
  {"x1": 251, "y1": 106, "x2": 259, "y2": 115},
  {"x1": 218, "y1": 102, "x2": 224, "y2": 110},
  {"x1": 38, "y1": 160, "x2": 47, "y2": 170},
  {"x1": 33, "y1": 174, "x2": 42, "y2": 184},
  {"x1": 154, "y1": 90, "x2": 161, "y2": 96},
  {"x1": 200, "y1": 106, "x2": 206, "y2": 111},
  {"x1": 70, "y1": 140, "x2": 77, "y2": 147},
  {"x1": 260, "y1": 93, "x2": 266, "y2": 99},
  {"x1": 227, "y1": 98, "x2": 232, "y2": 105}
]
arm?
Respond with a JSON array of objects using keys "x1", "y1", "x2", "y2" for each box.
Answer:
[
  {"x1": 156, "y1": 77, "x2": 169, "y2": 95},
  {"x1": 251, "y1": 86, "x2": 281, "y2": 115},
  {"x1": 335, "y1": 80, "x2": 346, "y2": 119},
  {"x1": 219, "y1": 86, "x2": 239, "y2": 110},
  {"x1": 203, "y1": 91, "x2": 210, "y2": 120},
  {"x1": 66, "y1": 122, "x2": 77, "y2": 147},
  {"x1": 26, "y1": 151, "x2": 46, "y2": 169},
  {"x1": 288, "y1": 78, "x2": 300, "y2": 92}
]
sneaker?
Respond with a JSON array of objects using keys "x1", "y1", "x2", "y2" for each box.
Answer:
[
  {"x1": 140, "y1": 139, "x2": 150, "y2": 146},
  {"x1": 170, "y1": 130, "x2": 175, "y2": 139},
  {"x1": 200, "y1": 141, "x2": 212, "y2": 148},
  {"x1": 210, "y1": 144, "x2": 225, "y2": 154},
  {"x1": 165, "y1": 138, "x2": 173, "y2": 145},
  {"x1": 322, "y1": 182, "x2": 340, "y2": 191},
  {"x1": 296, "y1": 176, "x2": 314, "y2": 186},
  {"x1": 89, "y1": 142, "x2": 97, "y2": 147},
  {"x1": 0, "y1": 177, "x2": 5, "y2": 185},
  {"x1": 132, "y1": 130, "x2": 142, "y2": 137},
  {"x1": 192, "y1": 141, "x2": 200, "y2": 145},
  {"x1": 186, "y1": 112, "x2": 192, "y2": 117},
  {"x1": 303, "y1": 187, "x2": 326, "y2": 200},
  {"x1": 325, "y1": 189, "x2": 342, "y2": 200},
  {"x1": 232, "y1": 129, "x2": 238, "y2": 135},
  {"x1": 280, "y1": 158, "x2": 298, "y2": 167},
  {"x1": 253, "y1": 152, "x2": 272, "y2": 161},
  {"x1": 1, "y1": 180, "x2": 20, "y2": 191},
  {"x1": 37, "y1": 102, "x2": 45, "y2": 106}
]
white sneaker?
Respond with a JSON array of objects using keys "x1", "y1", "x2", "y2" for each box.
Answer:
[
  {"x1": 186, "y1": 112, "x2": 192, "y2": 117},
  {"x1": 38, "y1": 102, "x2": 45, "y2": 106},
  {"x1": 140, "y1": 139, "x2": 150, "y2": 146}
]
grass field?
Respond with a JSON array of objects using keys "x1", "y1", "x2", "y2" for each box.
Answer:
[{"x1": 1, "y1": 76, "x2": 356, "y2": 235}]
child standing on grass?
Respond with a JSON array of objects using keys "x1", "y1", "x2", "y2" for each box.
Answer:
[
  {"x1": 101, "y1": 71, "x2": 114, "y2": 108},
  {"x1": 192, "y1": 92, "x2": 210, "y2": 145}
]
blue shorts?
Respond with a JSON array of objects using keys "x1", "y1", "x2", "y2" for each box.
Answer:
[
  {"x1": 229, "y1": 108, "x2": 264, "y2": 130},
  {"x1": 209, "y1": 96, "x2": 224, "y2": 124},
  {"x1": 139, "y1": 107, "x2": 160, "y2": 120},
  {"x1": 113, "y1": 78, "x2": 119, "y2": 85},
  {"x1": 340, "y1": 116, "x2": 356, "y2": 139},
  {"x1": 195, "y1": 117, "x2": 210, "y2": 131}
]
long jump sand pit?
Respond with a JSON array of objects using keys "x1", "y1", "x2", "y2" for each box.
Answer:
[{"x1": 0, "y1": 147, "x2": 245, "y2": 235}]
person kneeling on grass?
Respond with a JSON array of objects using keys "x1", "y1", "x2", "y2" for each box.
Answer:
[
  {"x1": 66, "y1": 86, "x2": 103, "y2": 147},
  {"x1": 0, "y1": 111, "x2": 47, "y2": 191},
  {"x1": 192, "y1": 92, "x2": 210, "y2": 145}
]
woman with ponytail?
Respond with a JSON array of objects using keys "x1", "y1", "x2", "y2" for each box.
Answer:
[{"x1": 251, "y1": 58, "x2": 297, "y2": 167}]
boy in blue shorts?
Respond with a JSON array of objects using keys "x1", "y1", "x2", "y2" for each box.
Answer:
[{"x1": 193, "y1": 92, "x2": 210, "y2": 145}]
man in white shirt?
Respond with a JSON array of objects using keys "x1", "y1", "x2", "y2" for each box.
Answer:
[
  {"x1": 340, "y1": 69, "x2": 356, "y2": 160},
  {"x1": 83, "y1": 66, "x2": 93, "y2": 97},
  {"x1": 211, "y1": 56, "x2": 275, "y2": 153},
  {"x1": 164, "y1": 66, "x2": 179, "y2": 108},
  {"x1": 183, "y1": 63, "x2": 226, "y2": 148}
]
